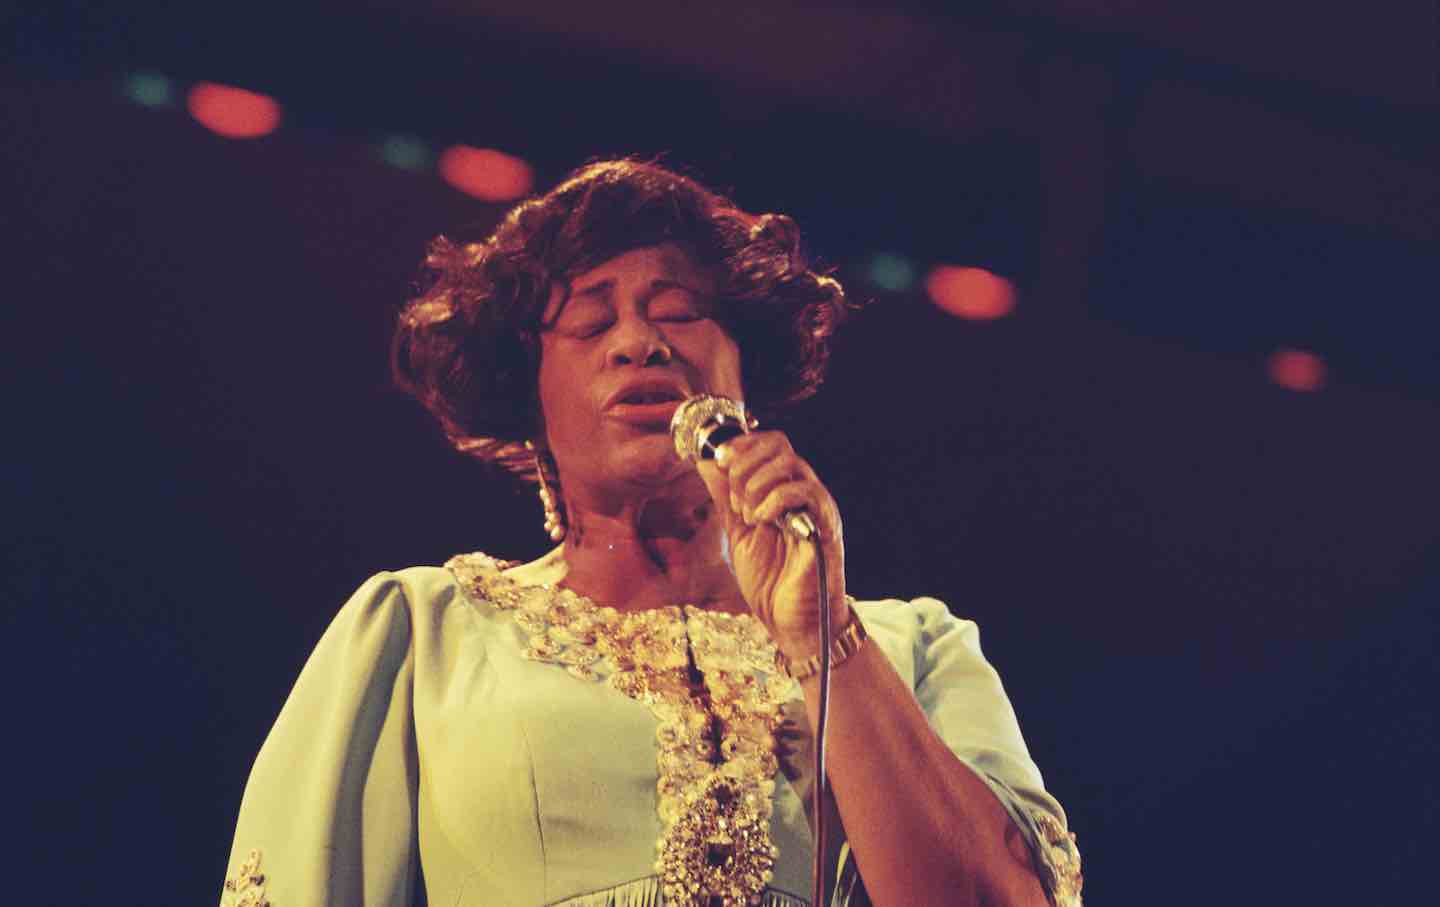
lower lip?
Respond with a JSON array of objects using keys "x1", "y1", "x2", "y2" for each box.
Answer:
[{"x1": 607, "y1": 400, "x2": 683, "y2": 427}]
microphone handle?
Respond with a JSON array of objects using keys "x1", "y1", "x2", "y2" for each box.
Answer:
[{"x1": 698, "y1": 424, "x2": 817, "y2": 540}]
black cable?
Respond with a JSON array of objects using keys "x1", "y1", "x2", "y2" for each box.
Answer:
[{"x1": 810, "y1": 537, "x2": 832, "y2": 907}]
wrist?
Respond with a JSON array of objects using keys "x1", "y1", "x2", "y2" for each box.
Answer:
[
  {"x1": 774, "y1": 601, "x2": 867, "y2": 681},
  {"x1": 774, "y1": 596, "x2": 856, "y2": 660}
]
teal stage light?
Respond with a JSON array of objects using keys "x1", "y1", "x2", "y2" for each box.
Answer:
[
  {"x1": 379, "y1": 135, "x2": 433, "y2": 171},
  {"x1": 867, "y1": 252, "x2": 916, "y2": 292},
  {"x1": 123, "y1": 72, "x2": 174, "y2": 108}
]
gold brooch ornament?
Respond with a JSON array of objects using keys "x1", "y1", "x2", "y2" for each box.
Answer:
[
  {"x1": 448, "y1": 553, "x2": 799, "y2": 907},
  {"x1": 657, "y1": 773, "x2": 780, "y2": 905}
]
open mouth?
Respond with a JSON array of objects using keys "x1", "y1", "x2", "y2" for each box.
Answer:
[
  {"x1": 616, "y1": 390, "x2": 685, "y2": 406},
  {"x1": 606, "y1": 386, "x2": 687, "y2": 428}
]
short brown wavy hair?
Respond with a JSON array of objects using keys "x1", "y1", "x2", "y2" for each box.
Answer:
[{"x1": 392, "y1": 158, "x2": 854, "y2": 482}]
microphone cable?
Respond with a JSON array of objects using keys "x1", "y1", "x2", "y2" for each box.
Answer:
[{"x1": 810, "y1": 535, "x2": 833, "y2": 907}]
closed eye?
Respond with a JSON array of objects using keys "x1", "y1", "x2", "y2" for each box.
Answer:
[
  {"x1": 573, "y1": 320, "x2": 613, "y2": 338},
  {"x1": 552, "y1": 309, "x2": 613, "y2": 338},
  {"x1": 650, "y1": 293, "x2": 711, "y2": 323}
]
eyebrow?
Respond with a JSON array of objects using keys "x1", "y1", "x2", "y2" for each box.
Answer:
[
  {"x1": 570, "y1": 277, "x2": 614, "y2": 300},
  {"x1": 569, "y1": 277, "x2": 704, "y2": 303}
]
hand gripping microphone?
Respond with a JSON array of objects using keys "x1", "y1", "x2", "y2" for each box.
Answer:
[
  {"x1": 670, "y1": 393, "x2": 834, "y2": 907},
  {"x1": 669, "y1": 394, "x2": 818, "y2": 540}
]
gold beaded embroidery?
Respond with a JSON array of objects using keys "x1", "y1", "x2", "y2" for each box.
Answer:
[
  {"x1": 221, "y1": 849, "x2": 270, "y2": 907},
  {"x1": 447, "y1": 552, "x2": 799, "y2": 907},
  {"x1": 1031, "y1": 810, "x2": 1083, "y2": 907}
]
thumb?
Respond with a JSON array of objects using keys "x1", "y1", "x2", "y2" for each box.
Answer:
[{"x1": 694, "y1": 459, "x2": 737, "y2": 530}]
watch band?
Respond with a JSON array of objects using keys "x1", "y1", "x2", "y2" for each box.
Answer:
[{"x1": 775, "y1": 604, "x2": 869, "y2": 681}]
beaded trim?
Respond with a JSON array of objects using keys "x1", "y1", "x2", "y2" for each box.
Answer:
[
  {"x1": 446, "y1": 552, "x2": 801, "y2": 907},
  {"x1": 222, "y1": 849, "x2": 271, "y2": 907},
  {"x1": 1031, "y1": 810, "x2": 1084, "y2": 907}
]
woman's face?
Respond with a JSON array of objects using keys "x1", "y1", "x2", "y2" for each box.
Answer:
[{"x1": 536, "y1": 243, "x2": 744, "y2": 497}]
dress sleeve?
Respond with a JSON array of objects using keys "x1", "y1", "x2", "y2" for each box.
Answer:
[
  {"x1": 914, "y1": 596, "x2": 1082, "y2": 907},
  {"x1": 220, "y1": 573, "x2": 421, "y2": 907},
  {"x1": 831, "y1": 597, "x2": 1083, "y2": 907}
]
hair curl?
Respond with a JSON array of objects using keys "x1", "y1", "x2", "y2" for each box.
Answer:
[{"x1": 391, "y1": 157, "x2": 854, "y2": 483}]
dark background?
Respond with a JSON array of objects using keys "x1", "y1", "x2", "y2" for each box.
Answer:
[{"x1": 4, "y1": 2, "x2": 1437, "y2": 904}]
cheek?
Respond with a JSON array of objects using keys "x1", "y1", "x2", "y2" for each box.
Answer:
[
  {"x1": 534, "y1": 349, "x2": 557, "y2": 430},
  {"x1": 535, "y1": 344, "x2": 584, "y2": 442}
]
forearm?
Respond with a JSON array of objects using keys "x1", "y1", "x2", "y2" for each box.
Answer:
[{"x1": 790, "y1": 638, "x2": 1049, "y2": 907}]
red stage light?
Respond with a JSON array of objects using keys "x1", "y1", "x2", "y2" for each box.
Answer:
[
  {"x1": 438, "y1": 146, "x2": 533, "y2": 202},
  {"x1": 187, "y1": 82, "x2": 281, "y2": 139},
  {"x1": 1268, "y1": 348, "x2": 1327, "y2": 392},
  {"x1": 925, "y1": 266, "x2": 1016, "y2": 321}
]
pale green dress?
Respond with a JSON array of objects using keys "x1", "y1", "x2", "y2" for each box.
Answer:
[{"x1": 220, "y1": 547, "x2": 1082, "y2": 906}]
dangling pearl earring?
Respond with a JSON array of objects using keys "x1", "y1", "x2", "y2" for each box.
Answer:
[{"x1": 526, "y1": 440, "x2": 566, "y2": 542}]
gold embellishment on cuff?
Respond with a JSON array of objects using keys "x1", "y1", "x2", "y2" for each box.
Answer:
[
  {"x1": 1031, "y1": 810, "x2": 1083, "y2": 907},
  {"x1": 222, "y1": 849, "x2": 270, "y2": 907},
  {"x1": 447, "y1": 552, "x2": 799, "y2": 907}
]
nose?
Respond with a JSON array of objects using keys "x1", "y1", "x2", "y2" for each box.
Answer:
[{"x1": 606, "y1": 317, "x2": 672, "y2": 368}]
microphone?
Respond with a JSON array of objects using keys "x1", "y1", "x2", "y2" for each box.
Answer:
[{"x1": 670, "y1": 394, "x2": 817, "y2": 540}]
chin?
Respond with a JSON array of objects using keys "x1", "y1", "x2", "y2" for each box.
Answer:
[{"x1": 611, "y1": 436, "x2": 685, "y2": 487}]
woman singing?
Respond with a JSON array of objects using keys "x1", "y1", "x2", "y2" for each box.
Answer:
[{"x1": 220, "y1": 159, "x2": 1082, "y2": 907}]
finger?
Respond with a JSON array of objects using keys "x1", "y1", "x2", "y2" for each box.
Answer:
[
  {"x1": 713, "y1": 428, "x2": 766, "y2": 462},
  {"x1": 711, "y1": 433, "x2": 770, "y2": 511},
  {"x1": 725, "y1": 430, "x2": 789, "y2": 468},
  {"x1": 719, "y1": 433, "x2": 793, "y2": 506},
  {"x1": 752, "y1": 480, "x2": 822, "y2": 529},
  {"x1": 740, "y1": 458, "x2": 806, "y2": 525}
]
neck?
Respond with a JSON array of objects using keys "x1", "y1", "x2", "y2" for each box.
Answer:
[{"x1": 558, "y1": 475, "x2": 744, "y2": 613}]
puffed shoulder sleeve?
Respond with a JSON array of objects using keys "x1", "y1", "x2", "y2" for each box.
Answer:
[
  {"x1": 220, "y1": 573, "x2": 420, "y2": 907},
  {"x1": 910, "y1": 596, "x2": 1082, "y2": 907}
]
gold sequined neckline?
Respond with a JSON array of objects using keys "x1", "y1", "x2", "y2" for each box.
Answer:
[
  {"x1": 446, "y1": 551, "x2": 800, "y2": 907},
  {"x1": 445, "y1": 551, "x2": 785, "y2": 680}
]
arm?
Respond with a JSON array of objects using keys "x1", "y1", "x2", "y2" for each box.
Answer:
[
  {"x1": 695, "y1": 432, "x2": 1080, "y2": 906},
  {"x1": 220, "y1": 573, "x2": 421, "y2": 907},
  {"x1": 781, "y1": 616, "x2": 1052, "y2": 907}
]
